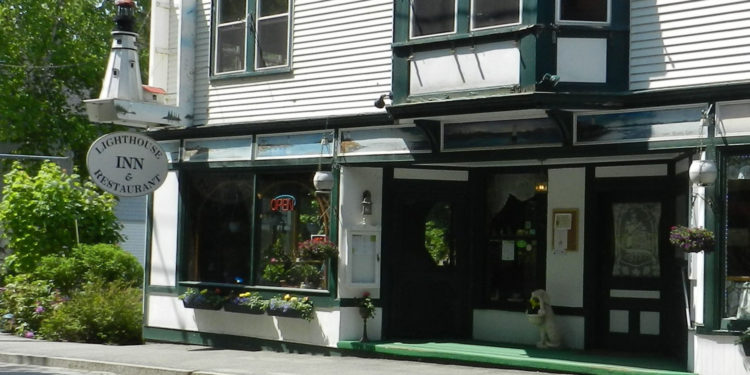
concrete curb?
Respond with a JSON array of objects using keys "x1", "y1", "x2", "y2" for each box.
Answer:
[{"x1": 0, "y1": 352, "x2": 229, "y2": 375}]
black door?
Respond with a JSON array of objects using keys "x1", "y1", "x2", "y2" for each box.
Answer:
[
  {"x1": 382, "y1": 178, "x2": 472, "y2": 340},
  {"x1": 588, "y1": 181, "x2": 686, "y2": 357}
]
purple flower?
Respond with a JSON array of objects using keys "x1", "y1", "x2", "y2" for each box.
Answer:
[
  {"x1": 34, "y1": 305, "x2": 44, "y2": 314},
  {"x1": 24, "y1": 331, "x2": 34, "y2": 339}
]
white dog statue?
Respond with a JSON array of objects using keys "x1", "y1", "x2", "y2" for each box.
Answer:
[{"x1": 528, "y1": 289, "x2": 561, "y2": 349}]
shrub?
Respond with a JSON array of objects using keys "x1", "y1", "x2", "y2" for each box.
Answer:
[
  {"x1": 33, "y1": 244, "x2": 143, "y2": 295},
  {"x1": 39, "y1": 280, "x2": 142, "y2": 345},
  {"x1": 0, "y1": 161, "x2": 122, "y2": 275},
  {"x1": 0, "y1": 274, "x2": 60, "y2": 337}
]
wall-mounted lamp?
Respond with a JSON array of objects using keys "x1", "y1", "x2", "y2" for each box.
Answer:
[
  {"x1": 361, "y1": 190, "x2": 372, "y2": 224},
  {"x1": 373, "y1": 93, "x2": 393, "y2": 109},
  {"x1": 537, "y1": 73, "x2": 560, "y2": 87}
]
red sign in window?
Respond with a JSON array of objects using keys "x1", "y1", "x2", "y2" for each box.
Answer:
[{"x1": 270, "y1": 195, "x2": 296, "y2": 212}]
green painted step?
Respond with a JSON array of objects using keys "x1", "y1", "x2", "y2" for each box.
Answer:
[{"x1": 337, "y1": 341, "x2": 695, "y2": 375}]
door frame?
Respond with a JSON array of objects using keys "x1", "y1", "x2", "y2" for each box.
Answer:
[
  {"x1": 584, "y1": 171, "x2": 688, "y2": 357},
  {"x1": 380, "y1": 168, "x2": 475, "y2": 340}
]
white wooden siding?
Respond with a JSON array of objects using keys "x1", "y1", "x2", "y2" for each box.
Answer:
[
  {"x1": 192, "y1": 0, "x2": 393, "y2": 126},
  {"x1": 630, "y1": 0, "x2": 750, "y2": 90}
]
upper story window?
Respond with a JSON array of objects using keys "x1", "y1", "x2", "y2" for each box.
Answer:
[
  {"x1": 409, "y1": 0, "x2": 520, "y2": 39},
  {"x1": 213, "y1": 0, "x2": 292, "y2": 76},
  {"x1": 557, "y1": 0, "x2": 609, "y2": 24}
]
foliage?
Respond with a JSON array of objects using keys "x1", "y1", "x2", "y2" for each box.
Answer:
[
  {"x1": 0, "y1": 0, "x2": 150, "y2": 171},
  {"x1": 38, "y1": 280, "x2": 142, "y2": 344},
  {"x1": 669, "y1": 225, "x2": 715, "y2": 253},
  {"x1": 268, "y1": 294, "x2": 314, "y2": 321},
  {"x1": 0, "y1": 274, "x2": 61, "y2": 337},
  {"x1": 0, "y1": 161, "x2": 123, "y2": 275},
  {"x1": 286, "y1": 263, "x2": 321, "y2": 287},
  {"x1": 297, "y1": 239, "x2": 337, "y2": 260},
  {"x1": 33, "y1": 244, "x2": 143, "y2": 295},
  {"x1": 226, "y1": 291, "x2": 267, "y2": 310},
  {"x1": 178, "y1": 287, "x2": 225, "y2": 308},
  {"x1": 354, "y1": 291, "x2": 375, "y2": 320},
  {"x1": 262, "y1": 259, "x2": 287, "y2": 284},
  {"x1": 425, "y1": 220, "x2": 450, "y2": 264}
]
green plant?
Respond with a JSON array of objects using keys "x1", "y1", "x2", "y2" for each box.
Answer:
[
  {"x1": 226, "y1": 291, "x2": 267, "y2": 310},
  {"x1": 262, "y1": 260, "x2": 287, "y2": 284},
  {"x1": 0, "y1": 274, "x2": 60, "y2": 337},
  {"x1": 178, "y1": 287, "x2": 225, "y2": 308},
  {"x1": 297, "y1": 239, "x2": 337, "y2": 260},
  {"x1": 669, "y1": 225, "x2": 715, "y2": 253},
  {"x1": 286, "y1": 263, "x2": 321, "y2": 286},
  {"x1": 354, "y1": 292, "x2": 375, "y2": 320},
  {"x1": 0, "y1": 161, "x2": 123, "y2": 275},
  {"x1": 32, "y1": 244, "x2": 143, "y2": 295},
  {"x1": 268, "y1": 294, "x2": 314, "y2": 321},
  {"x1": 38, "y1": 280, "x2": 142, "y2": 344}
]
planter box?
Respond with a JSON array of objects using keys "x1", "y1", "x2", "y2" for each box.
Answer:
[
  {"x1": 224, "y1": 303, "x2": 265, "y2": 315},
  {"x1": 267, "y1": 306, "x2": 304, "y2": 319},
  {"x1": 182, "y1": 299, "x2": 222, "y2": 310}
]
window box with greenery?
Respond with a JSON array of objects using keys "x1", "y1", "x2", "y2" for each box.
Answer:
[
  {"x1": 212, "y1": 0, "x2": 292, "y2": 77},
  {"x1": 266, "y1": 294, "x2": 314, "y2": 320},
  {"x1": 224, "y1": 291, "x2": 267, "y2": 314},
  {"x1": 179, "y1": 288, "x2": 225, "y2": 310}
]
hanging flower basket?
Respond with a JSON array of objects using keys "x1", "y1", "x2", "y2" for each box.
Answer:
[{"x1": 669, "y1": 226, "x2": 715, "y2": 253}]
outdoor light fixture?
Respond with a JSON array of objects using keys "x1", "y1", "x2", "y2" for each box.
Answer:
[
  {"x1": 313, "y1": 135, "x2": 334, "y2": 194},
  {"x1": 689, "y1": 159, "x2": 718, "y2": 187},
  {"x1": 537, "y1": 73, "x2": 560, "y2": 87},
  {"x1": 373, "y1": 93, "x2": 393, "y2": 108},
  {"x1": 689, "y1": 106, "x2": 717, "y2": 187},
  {"x1": 361, "y1": 190, "x2": 372, "y2": 224}
]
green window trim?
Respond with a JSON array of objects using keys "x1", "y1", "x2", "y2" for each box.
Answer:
[{"x1": 210, "y1": 0, "x2": 293, "y2": 79}]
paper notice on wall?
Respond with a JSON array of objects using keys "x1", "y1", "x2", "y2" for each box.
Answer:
[
  {"x1": 501, "y1": 240, "x2": 515, "y2": 261},
  {"x1": 553, "y1": 229, "x2": 568, "y2": 251}
]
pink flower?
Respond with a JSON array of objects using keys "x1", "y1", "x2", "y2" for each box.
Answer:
[
  {"x1": 362, "y1": 291, "x2": 370, "y2": 298},
  {"x1": 24, "y1": 331, "x2": 34, "y2": 339}
]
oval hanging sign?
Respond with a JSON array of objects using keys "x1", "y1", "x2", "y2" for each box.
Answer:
[{"x1": 86, "y1": 132, "x2": 168, "y2": 197}]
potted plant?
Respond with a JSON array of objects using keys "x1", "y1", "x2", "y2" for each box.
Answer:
[
  {"x1": 297, "y1": 239, "x2": 338, "y2": 260},
  {"x1": 224, "y1": 291, "x2": 267, "y2": 314},
  {"x1": 286, "y1": 263, "x2": 322, "y2": 288},
  {"x1": 354, "y1": 292, "x2": 376, "y2": 342},
  {"x1": 669, "y1": 225, "x2": 715, "y2": 253},
  {"x1": 262, "y1": 258, "x2": 288, "y2": 285},
  {"x1": 526, "y1": 294, "x2": 544, "y2": 326},
  {"x1": 266, "y1": 294, "x2": 314, "y2": 321},
  {"x1": 178, "y1": 288, "x2": 224, "y2": 310}
]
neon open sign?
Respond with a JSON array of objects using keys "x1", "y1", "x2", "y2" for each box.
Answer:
[{"x1": 270, "y1": 195, "x2": 296, "y2": 212}]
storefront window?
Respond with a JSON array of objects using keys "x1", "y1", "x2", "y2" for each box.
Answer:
[
  {"x1": 725, "y1": 154, "x2": 750, "y2": 319},
  {"x1": 181, "y1": 170, "x2": 331, "y2": 290},
  {"x1": 255, "y1": 173, "x2": 330, "y2": 289},
  {"x1": 183, "y1": 171, "x2": 255, "y2": 284},
  {"x1": 485, "y1": 173, "x2": 547, "y2": 307}
]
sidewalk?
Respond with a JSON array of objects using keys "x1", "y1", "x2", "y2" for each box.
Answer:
[{"x1": 0, "y1": 334, "x2": 556, "y2": 375}]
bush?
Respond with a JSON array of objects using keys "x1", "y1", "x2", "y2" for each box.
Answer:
[
  {"x1": 39, "y1": 280, "x2": 142, "y2": 344},
  {"x1": 0, "y1": 274, "x2": 60, "y2": 337},
  {"x1": 0, "y1": 161, "x2": 123, "y2": 275},
  {"x1": 33, "y1": 244, "x2": 143, "y2": 295}
]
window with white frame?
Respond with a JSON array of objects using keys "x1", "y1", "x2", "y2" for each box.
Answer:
[
  {"x1": 409, "y1": 0, "x2": 520, "y2": 39},
  {"x1": 557, "y1": 0, "x2": 609, "y2": 23},
  {"x1": 213, "y1": 0, "x2": 291, "y2": 75}
]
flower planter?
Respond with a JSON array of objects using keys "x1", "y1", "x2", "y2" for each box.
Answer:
[
  {"x1": 182, "y1": 299, "x2": 222, "y2": 310},
  {"x1": 267, "y1": 306, "x2": 304, "y2": 319},
  {"x1": 223, "y1": 303, "x2": 265, "y2": 314},
  {"x1": 526, "y1": 313, "x2": 544, "y2": 326}
]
